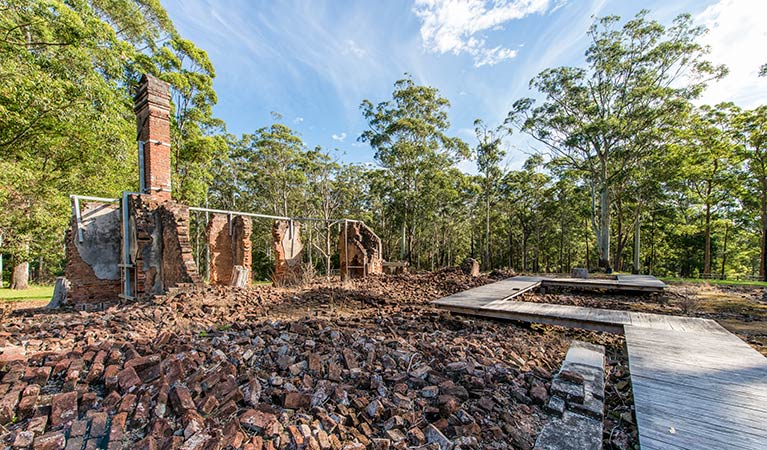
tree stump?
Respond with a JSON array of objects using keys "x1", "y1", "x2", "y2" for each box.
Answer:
[
  {"x1": 461, "y1": 258, "x2": 480, "y2": 277},
  {"x1": 230, "y1": 265, "x2": 250, "y2": 288},
  {"x1": 47, "y1": 277, "x2": 70, "y2": 309}
]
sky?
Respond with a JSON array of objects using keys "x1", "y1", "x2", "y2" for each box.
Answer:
[{"x1": 163, "y1": 0, "x2": 767, "y2": 172}]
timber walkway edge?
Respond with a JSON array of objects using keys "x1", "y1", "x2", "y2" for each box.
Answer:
[{"x1": 433, "y1": 278, "x2": 767, "y2": 450}]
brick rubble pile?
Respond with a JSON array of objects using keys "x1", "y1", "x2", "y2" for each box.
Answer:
[{"x1": 0, "y1": 271, "x2": 573, "y2": 450}]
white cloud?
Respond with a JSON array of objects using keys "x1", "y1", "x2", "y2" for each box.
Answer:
[
  {"x1": 695, "y1": 0, "x2": 767, "y2": 108},
  {"x1": 342, "y1": 39, "x2": 367, "y2": 58},
  {"x1": 294, "y1": 116, "x2": 304, "y2": 124},
  {"x1": 332, "y1": 132, "x2": 347, "y2": 141},
  {"x1": 412, "y1": 0, "x2": 552, "y2": 67}
]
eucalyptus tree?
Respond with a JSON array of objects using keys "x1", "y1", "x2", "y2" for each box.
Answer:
[
  {"x1": 474, "y1": 119, "x2": 508, "y2": 269},
  {"x1": 360, "y1": 75, "x2": 469, "y2": 264},
  {"x1": 508, "y1": 11, "x2": 726, "y2": 272},
  {"x1": 154, "y1": 37, "x2": 226, "y2": 205},
  {"x1": 674, "y1": 104, "x2": 741, "y2": 277},
  {"x1": 233, "y1": 118, "x2": 308, "y2": 217},
  {"x1": 500, "y1": 155, "x2": 550, "y2": 272},
  {"x1": 735, "y1": 106, "x2": 767, "y2": 279}
]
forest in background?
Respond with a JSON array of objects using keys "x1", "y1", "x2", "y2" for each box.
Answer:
[{"x1": 2, "y1": 1, "x2": 766, "y2": 288}]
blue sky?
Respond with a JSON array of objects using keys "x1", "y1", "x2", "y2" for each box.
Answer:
[{"x1": 163, "y1": 0, "x2": 767, "y2": 172}]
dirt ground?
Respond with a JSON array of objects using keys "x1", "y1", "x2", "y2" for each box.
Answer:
[
  {"x1": 524, "y1": 281, "x2": 767, "y2": 356},
  {"x1": 0, "y1": 270, "x2": 639, "y2": 450}
]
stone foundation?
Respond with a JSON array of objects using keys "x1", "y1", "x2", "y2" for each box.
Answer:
[
  {"x1": 206, "y1": 214, "x2": 253, "y2": 285},
  {"x1": 339, "y1": 221, "x2": 383, "y2": 281}
]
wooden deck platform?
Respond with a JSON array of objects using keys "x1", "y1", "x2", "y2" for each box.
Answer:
[
  {"x1": 542, "y1": 274, "x2": 667, "y2": 292},
  {"x1": 433, "y1": 279, "x2": 767, "y2": 449}
]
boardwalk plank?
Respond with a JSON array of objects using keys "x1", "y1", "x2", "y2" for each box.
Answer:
[{"x1": 431, "y1": 278, "x2": 767, "y2": 450}]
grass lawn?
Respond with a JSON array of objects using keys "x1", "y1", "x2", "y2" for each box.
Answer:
[
  {"x1": 0, "y1": 285, "x2": 54, "y2": 303},
  {"x1": 659, "y1": 277, "x2": 767, "y2": 287}
]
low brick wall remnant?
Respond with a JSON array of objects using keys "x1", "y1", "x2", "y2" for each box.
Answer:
[
  {"x1": 207, "y1": 214, "x2": 252, "y2": 285},
  {"x1": 535, "y1": 340, "x2": 606, "y2": 450},
  {"x1": 272, "y1": 220, "x2": 303, "y2": 286},
  {"x1": 339, "y1": 221, "x2": 383, "y2": 281}
]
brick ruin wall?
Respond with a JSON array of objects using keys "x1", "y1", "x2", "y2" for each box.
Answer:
[
  {"x1": 206, "y1": 214, "x2": 252, "y2": 285},
  {"x1": 272, "y1": 220, "x2": 304, "y2": 286},
  {"x1": 339, "y1": 221, "x2": 383, "y2": 281},
  {"x1": 129, "y1": 194, "x2": 201, "y2": 297},
  {"x1": 64, "y1": 203, "x2": 122, "y2": 305},
  {"x1": 64, "y1": 196, "x2": 202, "y2": 306},
  {"x1": 64, "y1": 73, "x2": 204, "y2": 306}
]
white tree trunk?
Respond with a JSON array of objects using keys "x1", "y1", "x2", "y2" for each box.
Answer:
[{"x1": 598, "y1": 187, "x2": 612, "y2": 272}]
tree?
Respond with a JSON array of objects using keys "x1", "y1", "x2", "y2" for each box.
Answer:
[
  {"x1": 500, "y1": 156, "x2": 550, "y2": 272},
  {"x1": 508, "y1": 11, "x2": 726, "y2": 272},
  {"x1": 0, "y1": 0, "x2": 223, "y2": 287},
  {"x1": 231, "y1": 117, "x2": 308, "y2": 216},
  {"x1": 360, "y1": 75, "x2": 469, "y2": 265},
  {"x1": 735, "y1": 106, "x2": 767, "y2": 280},
  {"x1": 673, "y1": 103, "x2": 741, "y2": 277},
  {"x1": 474, "y1": 119, "x2": 508, "y2": 269},
  {"x1": 0, "y1": 0, "x2": 159, "y2": 288},
  {"x1": 154, "y1": 37, "x2": 226, "y2": 205}
]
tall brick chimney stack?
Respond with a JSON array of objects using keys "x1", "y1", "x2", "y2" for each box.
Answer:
[{"x1": 134, "y1": 74, "x2": 172, "y2": 201}]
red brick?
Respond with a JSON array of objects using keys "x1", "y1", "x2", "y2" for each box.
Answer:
[
  {"x1": 239, "y1": 409, "x2": 276, "y2": 432},
  {"x1": 283, "y1": 391, "x2": 311, "y2": 410},
  {"x1": 107, "y1": 411, "x2": 127, "y2": 449},
  {"x1": 33, "y1": 431, "x2": 66, "y2": 450},
  {"x1": 23, "y1": 366, "x2": 52, "y2": 385},
  {"x1": 170, "y1": 384, "x2": 195, "y2": 413},
  {"x1": 134, "y1": 437, "x2": 157, "y2": 450},
  {"x1": 116, "y1": 366, "x2": 141, "y2": 393},
  {"x1": 88, "y1": 412, "x2": 108, "y2": 438},
  {"x1": 50, "y1": 391, "x2": 78, "y2": 428},
  {"x1": 0, "y1": 388, "x2": 21, "y2": 423},
  {"x1": 27, "y1": 414, "x2": 48, "y2": 434},
  {"x1": 13, "y1": 430, "x2": 34, "y2": 447},
  {"x1": 17, "y1": 384, "x2": 40, "y2": 419},
  {"x1": 103, "y1": 365, "x2": 119, "y2": 391}
]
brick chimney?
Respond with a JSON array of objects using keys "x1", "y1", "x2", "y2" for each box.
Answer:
[{"x1": 134, "y1": 74, "x2": 172, "y2": 201}]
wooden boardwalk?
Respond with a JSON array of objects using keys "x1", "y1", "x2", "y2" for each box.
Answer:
[{"x1": 433, "y1": 279, "x2": 767, "y2": 450}]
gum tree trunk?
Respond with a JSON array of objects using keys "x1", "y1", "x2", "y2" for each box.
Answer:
[
  {"x1": 597, "y1": 186, "x2": 612, "y2": 273},
  {"x1": 11, "y1": 261, "x2": 28, "y2": 290}
]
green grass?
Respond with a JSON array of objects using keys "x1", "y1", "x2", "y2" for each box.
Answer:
[
  {"x1": 0, "y1": 285, "x2": 54, "y2": 303},
  {"x1": 659, "y1": 277, "x2": 767, "y2": 287}
]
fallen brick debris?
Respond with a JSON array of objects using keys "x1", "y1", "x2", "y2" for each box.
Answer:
[{"x1": 0, "y1": 270, "x2": 579, "y2": 450}]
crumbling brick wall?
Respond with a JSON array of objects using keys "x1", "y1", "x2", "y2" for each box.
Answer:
[
  {"x1": 64, "y1": 74, "x2": 203, "y2": 306},
  {"x1": 206, "y1": 214, "x2": 253, "y2": 285},
  {"x1": 64, "y1": 202, "x2": 121, "y2": 305},
  {"x1": 129, "y1": 194, "x2": 201, "y2": 296},
  {"x1": 339, "y1": 221, "x2": 383, "y2": 281},
  {"x1": 272, "y1": 220, "x2": 303, "y2": 286}
]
